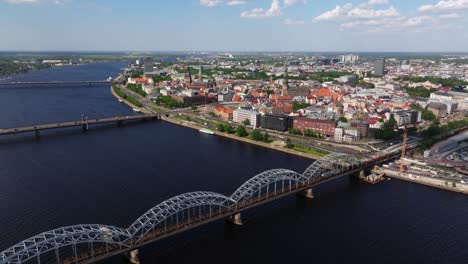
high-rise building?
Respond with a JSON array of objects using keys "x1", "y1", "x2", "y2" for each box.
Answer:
[
  {"x1": 340, "y1": 54, "x2": 359, "y2": 63},
  {"x1": 233, "y1": 109, "x2": 261, "y2": 128},
  {"x1": 261, "y1": 115, "x2": 290, "y2": 132},
  {"x1": 144, "y1": 58, "x2": 154, "y2": 74},
  {"x1": 374, "y1": 58, "x2": 386, "y2": 76}
]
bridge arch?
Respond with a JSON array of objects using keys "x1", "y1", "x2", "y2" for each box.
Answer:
[
  {"x1": 303, "y1": 153, "x2": 362, "y2": 181},
  {"x1": 0, "y1": 225, "x2": 131, "y2": 264},
  {"x1": 230, "y1": 169, "x2": 308, "y2": 203},
  {"x1": 128, "y1": 191, "x2": 235, "y2": 244}
]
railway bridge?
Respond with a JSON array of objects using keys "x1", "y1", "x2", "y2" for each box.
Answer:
[{"x1": 0, "y1": 152, "x2": 401, "y2": 264}]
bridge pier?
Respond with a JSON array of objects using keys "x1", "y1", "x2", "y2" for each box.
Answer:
[
  {"x1": 35, "y1": 129, "x2": 40, "y2": 138},
  {"x1": 129, "y1": 249, "x2": 140, "y2": 264},
  {"x1": 227, "y1": 213, "x2": 243, "y2": 226},
  {"x1": 354, "y1": 170, "x2": 367, "y2": 179},
  {"x1": 82, "y1": 123, "x2": 89, "y2": 132},
  {"x1": 298, "y1": 188, "x2": 314, "y2": 199}
]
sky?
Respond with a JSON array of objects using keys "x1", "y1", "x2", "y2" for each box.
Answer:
[{"x1": 0, "y1": 0, "x2": 468, "y2": 52}]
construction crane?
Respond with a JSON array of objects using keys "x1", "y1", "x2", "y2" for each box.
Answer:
[
  {"x1": 394, "y1": 124, "x2": 417, "y2": 175},
  {"x1": 399, "y1": 125, "x2": 408, "y2": 175}
]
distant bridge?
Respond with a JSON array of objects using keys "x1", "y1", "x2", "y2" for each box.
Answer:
[
  {"x1": 0, "y1": 81, "x2": 111, "y2": 87},
  {"x1": 0, "y1": 152, "x2": 402, "y2": 264},
  {"x1": 0, "y1": 114, "x2": 160, "y2": 137}
]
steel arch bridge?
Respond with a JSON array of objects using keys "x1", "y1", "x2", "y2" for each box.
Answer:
[
  {"x1": 230, "y1": 169, "x2": 309, "y2": 203},
  {"x1": 127, "y1": 191, "x2": 235, "y2": 244},
  {"x1": 0, "y1": 225, "x2": 131, "y2": 264},
  {"x1": 0, "y1": 153, "x2": 372, "y2": 264}
]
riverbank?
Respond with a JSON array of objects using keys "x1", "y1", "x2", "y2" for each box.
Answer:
[
  {"x1": 110, "y1": 86, "x2": 152, "y2": 114},
  {"x1": 161, "y1": 116, "x2": 321, "y2": 160},
  {"x1": 383, "y1": 169, "x2": 468, "y2": 195}
]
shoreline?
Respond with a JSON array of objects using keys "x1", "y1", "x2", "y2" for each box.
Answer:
[
  {"x1": 110, "y1": 86, "x2": 152, "y2": 114},
  {"x1": 383, "y1": 169, "x2": 468, "y2": 195},
  {"x1": 110, "y1": 86, "x2": 320, "y2": 160},
  {"x1": 161, "y1": 116, "x2": 321, "y2": 160}
]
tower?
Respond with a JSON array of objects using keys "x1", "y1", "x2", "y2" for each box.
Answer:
[
  {"x1": 185, "y1": 65, "x2": 192, "y2": 85},
  {"x1": 198, "y1": 63, "x2": 203, "y2": 83},
  {"x1": 282, "y1": 62, "x2": 289, "y2": 93}
]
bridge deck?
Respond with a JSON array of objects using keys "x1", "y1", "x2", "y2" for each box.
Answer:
[
  {"x1": 0, "y1": 81, "x2": 111, "y2": 86},
  {"x1": 67, "y1": 168, "x2": 368, "y2": 264},
  {"x1": 0, "y1": 114, "x2": 160, "y2": 136}
]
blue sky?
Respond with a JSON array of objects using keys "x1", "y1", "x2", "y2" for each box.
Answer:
[{"x1": 0, "y1": 0, "x2": 467, "y2": 52}]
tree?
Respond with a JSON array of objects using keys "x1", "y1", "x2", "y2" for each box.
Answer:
[
  {"x1": 236, "y1": 125, "x2": 248, "y2": 137},
  {"x1": 445, "y1": 181, "x2": 448, "y2": 187},
  {"x1": 292, "y1": 102, "x2": 311, "y2": 112},
  {"x1": 263, "y1": 132, "x2": 270, "y2": 142},
  {"x1": 242, "y1": 119, "x2": 251, "y2": 126},
  {"x1": 225, "y1": 124, "x2": 235, "y2": 134},
  {"x1": 191, "y1": 105, "x2": 198, "y2": 111},
  {"x1": 422, "y1": 110, "x2": 437, "y2": 122},
  {"x1": 285, "y1": 138, "x2": 294, "y2": 149},
  {"x1": 250, "y1": 129, "x2": 263, "y2": 141},
  {"x1": 217, "y1": 123, "x2": 225, "y2": 132},
  {"x1": 375, "y1": 116, "x2": 401, "y2": 140},
  {"x1": 452, "y1": 182, "x2": 457, "y2": 188},
  {"x1": 338, "y1": 116, "x2": 348, "y2": 123},
  {"x1": 288, "y1": 128, "x2": 302, "y2": 135}
]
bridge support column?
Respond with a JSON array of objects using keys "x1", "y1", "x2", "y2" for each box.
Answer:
[
  {"x1": 355, "y1": 170, "x2": 366, "y2": 179},
  {"x1": 298, "y1": 188, "x2": 314, "y2": 199},
  {"x1": 227, "y1": 213, "x2": 243, "y2": 226},
  {"x1": 129, "y1": 249, "x2": 140, "y2": 264},
  {"x1": 35, "y1": 129, "x2": 40, "y2": 138},
  {"x1": 82, "y1": 124, "x2": 88, "y2": 132}
]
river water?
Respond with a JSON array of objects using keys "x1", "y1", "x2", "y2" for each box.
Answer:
[{"x1": 0, "y1": 62, "x2": 466, "y2": 264}]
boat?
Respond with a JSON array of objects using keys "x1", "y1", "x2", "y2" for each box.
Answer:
[
  {"x1": 199, "y1": 128, "x2": 214, "y2": 135},
  {"x1": 133, "y1": 108, "x2": 141, "y2": 113},
  {"x1": 118, "y1": 99, "x2": 123, "y2": 103},
  {"x1": 106, "y1": 76, "x2": 113, "y2": 82}
]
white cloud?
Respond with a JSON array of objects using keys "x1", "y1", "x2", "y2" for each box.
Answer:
[
  {"x1": 284, "y1": 0, "x2": 306, "y2": 7},
  {"x1": 314, "y1": 1, "x2": 456, "y2": 33},
  {"x1": 241, "y1": 0, "x2": 283, "y2": 18},
  {"x1": 200, "y1": 0, "x2": 223, "y2": 7},
  {"x1": 419, "y1": 0, "x2": 468, "y2": 12},
  {"x1": 348, "y1": 6, "x2": 400, "y2": 19},
  {"x1": 227, "y1": 0, "x2": 247, "y2": 6},
  {"x1": 366, "y1": 0, "x2": 388, "y2": 6},
  {"x1": 283, "y1": 18, "x2": 305, "y2": 24},
  {"x1": 314, "y1": 3, "x2": 353, "y2": 21},
  {"x1": 439, "y1": 12, "x2": 462, "y2": 18}
]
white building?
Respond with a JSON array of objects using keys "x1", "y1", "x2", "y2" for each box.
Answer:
[
  {"x1": 340, "y1": 54, "x2": 359, "y2": 63},
  {"x1": 233, "y1": 109, "x2": 261, "y2": 128}
]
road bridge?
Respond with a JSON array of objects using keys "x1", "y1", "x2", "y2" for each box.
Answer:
[
  {"x1": 0, "y1": 114, "x2": 160, "y2": 137},
  {"x1": 0, "y1": 152, "x2": 402, "y2": 264},
  {"x1": 0, "y1": 81, "x2": 111, "y2": 87}
]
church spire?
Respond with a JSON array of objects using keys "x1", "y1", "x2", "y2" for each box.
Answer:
[
  {"x1": 198, "y1": 63, "x2": 203, "y2": 83},
  {"x1": 282, "y1": 61, "x2": 289, "y2": 91}
]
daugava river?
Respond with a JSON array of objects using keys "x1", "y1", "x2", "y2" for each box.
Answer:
[{"x1": 0, "y1": 62, "x2": 466, "y2": 264}]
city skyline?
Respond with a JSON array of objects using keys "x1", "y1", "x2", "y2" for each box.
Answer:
[{"x1": 0, "y1": 0, "x2": 468, "y2": 52}]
